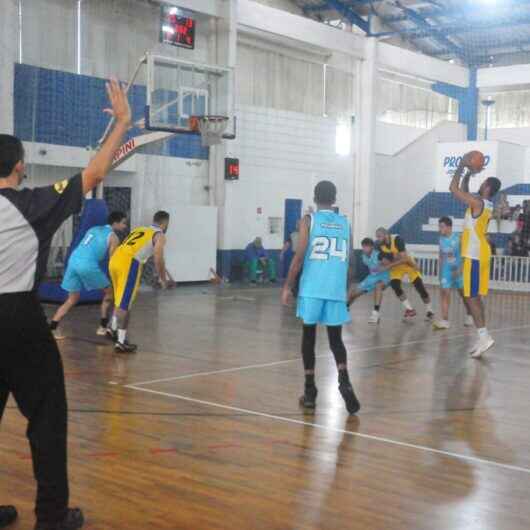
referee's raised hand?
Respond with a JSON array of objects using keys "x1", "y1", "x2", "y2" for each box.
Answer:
[
  {"x1": 104, "y1": 78, "x2": 132, "y2": 127},
  {"x1": 82, "y1": 77, "x2": 132, "y2": 194}
]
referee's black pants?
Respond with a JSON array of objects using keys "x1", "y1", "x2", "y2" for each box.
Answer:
[{"x1": 0, "y1": 292, "x2": 69, "y2": 524}]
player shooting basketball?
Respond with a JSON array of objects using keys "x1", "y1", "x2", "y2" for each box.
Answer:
[{"x1": 450, "y1": 152, "x2": 501, "y2": 358}]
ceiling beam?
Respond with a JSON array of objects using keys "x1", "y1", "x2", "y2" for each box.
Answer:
[
  {"x1": 382, "y1": 0, "x2": 530, "y2": 23},
  {"x1": 392, "y1": 1, "x2": 466, "y2": 61},
  {"x1": 372, "y1": 13, "x2": 530, "y2": 40},
  {"x1": 431, "y1": 35, "x2": 530, "y2": 64},
  {"x1": 303, "y1": 0, "x2": 382, "y2": 13},
  {"x1": 319, "y1": 0, "x2": 369, "y2": 33}
]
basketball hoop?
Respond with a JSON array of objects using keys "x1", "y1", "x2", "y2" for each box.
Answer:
[{"x1": 190, "y1": 115, "x2": 230, "y2": 146}]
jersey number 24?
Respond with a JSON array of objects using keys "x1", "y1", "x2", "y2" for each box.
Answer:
[{"x1": 310, "y1": 237, "x2": 348, "y2": 261}]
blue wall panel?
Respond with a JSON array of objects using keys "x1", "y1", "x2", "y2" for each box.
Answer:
[{"x1": 14, "y1": 63, "x2": 208, "y2": 160}]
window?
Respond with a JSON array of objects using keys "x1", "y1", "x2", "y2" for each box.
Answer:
[
  {"x1": 268, "y1": 217, "x2": 283, "y2": 235},
  {"x1": 336, "y1": 122, "x2": 351, "y2": 156}
]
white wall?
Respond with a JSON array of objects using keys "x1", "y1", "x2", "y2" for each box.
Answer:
[
  {"x1": 497, "y1": 141, "x2": 527, "y2": 187},
  {"x1": 375, "y1": 122, "x2": 425, "y2": 156},
  {"x1": 489, "y1": 127, "x2": 530, "y2": 145},
  {"x1": 21, "y1": 0, "x2": 76, "y2": 71},
  {"x1": 82, "y1": 0, "x2": 212, "y2": 81},
  {"x1": 0, "y1": 0, "x2": 19, "y2": 134},
  {"x1": 224, "y1": 104, "x2": 354, "y2": 250},
  {"x1": 253, "y1": 0, "x2": 303, "y2": 15},
  {"x1": 490, "y1": 128, "x2": 530, "y2": 185},
  {"x1": 372, "y1": 121, "x2": 466, "y2": 232},
  {"x1": 19, "y1": 0, "x2": 212, "y2": 79}
]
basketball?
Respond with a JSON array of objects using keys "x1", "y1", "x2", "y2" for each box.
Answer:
[{"x1": 465, "y1": 150, "x2": 485, "y2": 173}]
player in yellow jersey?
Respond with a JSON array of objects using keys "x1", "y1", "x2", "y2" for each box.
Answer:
[
  {"x1": 450, "y1": 152, "x2": 501, "y2": 358},
  {"x1": 375, "y1": 228, "x2": 434, "y2": 322},
  {"x1": 108, "y1": 210, "x2": 170, "y2": 352}
]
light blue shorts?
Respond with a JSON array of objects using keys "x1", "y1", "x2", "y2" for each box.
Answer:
[
  {"x1": 359, "y1": 272, "x2": 390, "y2": 294},
  {"x1": 440, "y1": 266, "x2": 463, "y2": 290},
  {"x1": 297, "y1": 297, "x2": 351, "y2": 326},
  {"x1": 62, "y1": 259, "x2": 110, "y2": 293}
]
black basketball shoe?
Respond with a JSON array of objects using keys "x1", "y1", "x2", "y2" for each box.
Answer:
[
  {"x1": 299, "y1": 385, "x2": 318, "y2": 409},
  {"x1": 0, "y1": 506, "x2": 17, "y2": 528},
  {"x1": 34, "y1": 508, "x2": 84, "y2": 530},
  {"x1": 339, "y1": 382, "x2": 361, "y2": 415}
]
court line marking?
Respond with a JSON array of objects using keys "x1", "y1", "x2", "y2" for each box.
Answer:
[
  {"x1": 124, "y1": 384, "x2": 530, "y2": 476},
  {"x1": 126, "y1": 323, "x2": 530, "y2": 387}
]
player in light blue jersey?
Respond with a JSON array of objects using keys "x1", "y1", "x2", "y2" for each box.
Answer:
[
  {"x1": 50, "y1": 211, "x2": 128, "y2": 339},
  {"x1": 282, "y1": 181, "x2": 360, "y2": 415},
  {"x1": 347, "y1": 237, "x2": 390, "y2": 324},
  {"x1": 433, "y1": 216, "x2": 473, "y2": 330}
]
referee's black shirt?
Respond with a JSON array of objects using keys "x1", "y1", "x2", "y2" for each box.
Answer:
[{"x1": 0, "y1": 174, "x2": 83, "y2": 294}]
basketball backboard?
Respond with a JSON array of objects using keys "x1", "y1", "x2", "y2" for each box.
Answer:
[
  {"x1": 145, "y1": 54, "x2": 236, "y2": 142},
  {"x1": 99, "y1": 52, "x2": 236, "y2": 168}
]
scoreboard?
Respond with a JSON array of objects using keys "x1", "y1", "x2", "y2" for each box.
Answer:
[
  {"x1": 160, "y1": 6, "x2": 196, "y2": 50},
  {"x1": 225, "y1": 158, "x2": 240, "y2": 181}
]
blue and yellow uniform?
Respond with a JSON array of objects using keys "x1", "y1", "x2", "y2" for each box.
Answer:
[
  {"x1": 62, "y1": 225, "x2": 113, "y2": 292},
  {"x1": 359, "y1": 250, "x2": 390, "y2": 293},
  {"x1": 461, "y1": 199, "x2": 493, "y2": 297},
  {"x1": 379, "y1": 235, "x2": 421, "y2": 282},
  {"x1": 439, "y1": 233, "x2": 463, "y2": 290},
  {"x1": 297, "y1": 210, "x2": 351, "y2": 326},
  {"x1": 109, "y1": 225, "x2": 162, "y2": 310}
]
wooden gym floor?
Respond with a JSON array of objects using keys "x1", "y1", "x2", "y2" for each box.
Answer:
[{"x1": 2, "y1": 284, "x2": 530, "y2": 529}]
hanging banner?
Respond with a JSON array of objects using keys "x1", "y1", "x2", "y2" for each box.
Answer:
[{"x1": 436, "y1": 141, "x2": 497, "y2": 192}]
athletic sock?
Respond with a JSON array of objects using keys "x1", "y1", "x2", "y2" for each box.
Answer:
[
  {"x1": 478, "y1": 327, "x2": 489, "y2": 340},
  {"x1": 100, "y1": 317, "x2": 109, "y2": 328},
  {"x1": 117, "y1": 329, "x2": 127, "y2": 344},
  {"x1": 425, "y1": 303, "x2": 433, "y2": 313},
  {"x1": 305, "y1": 373, "x2": 315, "y2": 388},
  {"x1": 50, "y1": 320, "x2": 59, "y2": 331},
  {"x1": 402, "y1": 299, "x2": 413, "y2": 311},
  {"x1": 111, "y1": 316, "x2": 118, "y2": 331},
  {"x1": 374, "y1": 305, "x2": 380, "y2": 312}
]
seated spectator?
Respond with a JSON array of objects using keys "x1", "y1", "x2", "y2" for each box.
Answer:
[
  {"x1": 507, "y1": 231, "x2": 528, "y2": 257},
  {"x1": 493, "y1": 193, "x2": 511, "y2": 231},
  {"x1": 523, "y1": 203, "x2": 530, "y2": 239},
  {"x1": 245, "y1": 237, "x2": 277, "y2": 284},
  {"x1": 511, "y1": 204, "x2": 522, "y2": 221}
]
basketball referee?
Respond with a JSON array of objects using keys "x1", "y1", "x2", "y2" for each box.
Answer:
[{"x1": 0, "y1": 79, "x2": 131, "y2": 530}]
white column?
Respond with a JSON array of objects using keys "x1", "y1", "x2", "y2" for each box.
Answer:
[
  {"x1": 353, "y1": 37, "x2": 377, "y2": 246},
  {"x1": 208, "y1": 0, "x2": 237, "y2": 250},
  {"x1": 0, "y1": 0, "x2": 20, "y2": 134}
]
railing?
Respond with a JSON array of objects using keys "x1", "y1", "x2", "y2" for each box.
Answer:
[{"x1": 412, "y1": 251, "x2": 530, "y2": 292}]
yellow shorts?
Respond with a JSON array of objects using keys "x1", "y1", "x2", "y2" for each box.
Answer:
[
  {"x1": 109, "y1": 254, "x2": 143, "y2": 311},
  {"x1": 462, "y1": 257, "x2": 489, "y2": 298},
  {"x1": 389, "y1": 264, "x2": 421, "y2": 283}
]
